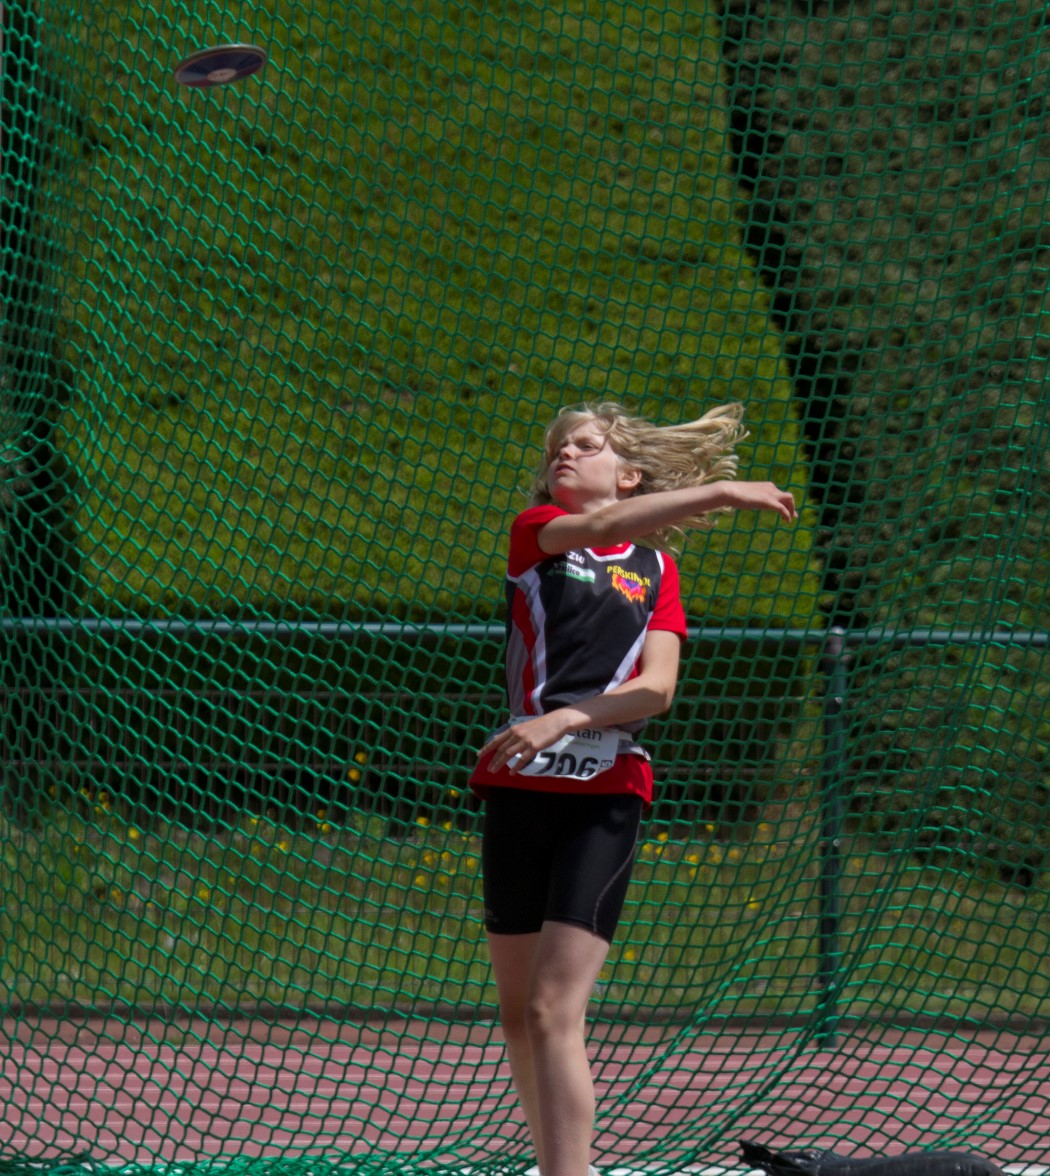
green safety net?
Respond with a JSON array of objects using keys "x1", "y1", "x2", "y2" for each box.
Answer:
[{"x1": 2, "y1": 0, "x2": 1049, "y2": 1172}]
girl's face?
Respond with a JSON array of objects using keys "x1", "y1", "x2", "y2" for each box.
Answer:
[{"x1": 546, "y1": 419, "x2": 640, "y2": 511}]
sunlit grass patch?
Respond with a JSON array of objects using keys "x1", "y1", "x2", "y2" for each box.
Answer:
[{"x1": 6, "y1": 804, "x2": 1048, "y2": 1022}]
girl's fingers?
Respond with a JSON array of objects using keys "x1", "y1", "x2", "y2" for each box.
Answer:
[{"x1": 480, "y1": 728, "x2": 523, "y2": 771}]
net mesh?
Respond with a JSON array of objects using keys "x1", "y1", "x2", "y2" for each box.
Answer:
[{"x1": 2, "y1": 0, "x2": 1049, "y2": 1171}]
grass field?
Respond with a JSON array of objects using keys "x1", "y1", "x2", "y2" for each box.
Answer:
[{"x1": 5, "y1": 801, "x2": 1048, "y2": 1022}]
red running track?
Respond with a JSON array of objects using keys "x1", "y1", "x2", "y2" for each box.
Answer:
[{"x1": 2, "y1": 1017, "x2": 1048, "y2": 1170}]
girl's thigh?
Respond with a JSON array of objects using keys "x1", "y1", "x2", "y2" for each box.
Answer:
[{"x1": 483, "y1": 788, "x2": 642, "y2": 943}]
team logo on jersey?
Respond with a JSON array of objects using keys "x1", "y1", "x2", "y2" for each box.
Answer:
[
  {"x1": 609, "y1": 566, "x2": 650, "y2": 604},
  {"x1": 555, "y1": 562, "x2": 596, "y2": 583}
]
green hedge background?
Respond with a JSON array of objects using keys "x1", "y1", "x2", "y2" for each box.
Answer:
[{"x1": 55, "y1": 0, "x2": 820, "y2": 625}]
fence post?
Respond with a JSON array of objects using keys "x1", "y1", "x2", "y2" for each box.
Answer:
[{"x1": 815, "y1": 626, "x2": 848, "y2": 1048}]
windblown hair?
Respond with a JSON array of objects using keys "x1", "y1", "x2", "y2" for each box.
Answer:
[{"x1": 529, "y1": 401, "x2": 749, "y2": 551}]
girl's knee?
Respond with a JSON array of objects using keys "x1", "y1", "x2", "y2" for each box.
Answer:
[{"x1": 523, "y1": 992, "x2": 581, "y2": 1042}]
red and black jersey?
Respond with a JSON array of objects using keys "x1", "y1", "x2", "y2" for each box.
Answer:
[{"x1": 471, "y1": 504, "x2": 687, "y2": 802}]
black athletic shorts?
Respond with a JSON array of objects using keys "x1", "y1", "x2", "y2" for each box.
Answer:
[{"x1": 481, "y1": 787, "x2": 643, "y2": 944}]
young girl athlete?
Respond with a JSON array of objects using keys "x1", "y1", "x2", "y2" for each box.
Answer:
[{"x1": 470, "y1": 401, "x2": 796, "y2": 1176}]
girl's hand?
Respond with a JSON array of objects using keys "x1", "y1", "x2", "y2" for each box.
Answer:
[
  {"x1": 479, "y1": 712, "x2": 575, "y2": 774},
  {"x1": 725, "y1": 481, "x2": 797, "y2": 522}
]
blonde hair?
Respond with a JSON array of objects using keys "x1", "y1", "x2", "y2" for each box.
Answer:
[{"x1": 529, "y1": 401, "x2": 749, "y2": 551}]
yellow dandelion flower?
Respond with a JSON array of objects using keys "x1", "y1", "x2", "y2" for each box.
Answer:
[
  {"x1": 448, "y1": 788, "x2": 461, "y2": 798},
  {"x1": 128, "y1": 828, "x2": 141, "y2": 841},
  {"x1": 416, "y1": 816, "x2": 430, "y2": 827},
  {"x1": 197, "y1": 885, "x2": 211, "y2": 902},
  {"x1": 277, "y1": 839, "x2": 290, "y2": 853},
  {"x1": 355, "y1": 751, "x2": 368, "y2": 764},
  {"x1": 464, "y1": 857, "x2": 478, "y2": 869},
  {"x1": 347, "y1": 768, "x2": 362, "y2": 783},
  {"x1": 656, "y1": 831, "x2": 669, "y2": 842},
  {"x1": 727, "y1": 847, "x2": 742, "y2": 863},
  {"x1": 414, "y1": 874, "x2": 427, "y2": 886},
  {"x1": 685, "y1": 853, "x2": 699, "y2": 865},
  {"x1": 623, "y1": 948, "x2": 637, "y2": 961},
  {"x1": 757, "y1": 822, "x2": 774, "y2": 841},
  {"x1": 320, "y1": 822, "x2": 332, "y2": 834}
]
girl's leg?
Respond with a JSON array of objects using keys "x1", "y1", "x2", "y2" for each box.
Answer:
[
  {"x1": 488, "y1": 921, "x2": 610, "y2": 1176},
  {"x1": 484, "y1": 790, "x2": 640, "y2": 1176},
  {"x1": 525, "y1": 920, "x2": 610, "y2": 1176},
  {"x1": 487, "y1": 931, "x2": 546, "y2": 1168}
]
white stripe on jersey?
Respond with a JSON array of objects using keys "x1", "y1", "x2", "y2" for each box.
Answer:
[{"x1": 510, "y1": 563, "x2": 549, "y2": 717}]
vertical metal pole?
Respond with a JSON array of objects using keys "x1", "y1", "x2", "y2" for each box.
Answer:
[{"x1": 815, "y1": 626, "x2": 848, "y2": 1048}]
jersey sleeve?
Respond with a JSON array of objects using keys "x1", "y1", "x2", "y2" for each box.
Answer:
[
  {"x1": 507, "y1": 504, "x2": 567, "y2": 576},
  {"x1": 649, "y1": 553, "x2": 688, "y2": 640}
]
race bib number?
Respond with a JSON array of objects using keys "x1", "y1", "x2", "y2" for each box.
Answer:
[{"x1": 512, "y1": 726, "x2": 621, "y2": 781}]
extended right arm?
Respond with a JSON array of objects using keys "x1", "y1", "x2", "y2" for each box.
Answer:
[{"x1": 537, "y1": 481, "x2": 797, "y2": 555}]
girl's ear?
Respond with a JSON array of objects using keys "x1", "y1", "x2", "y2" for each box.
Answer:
[{"x1": 617, "y1": 464, "x2": 642, "y2": 494}]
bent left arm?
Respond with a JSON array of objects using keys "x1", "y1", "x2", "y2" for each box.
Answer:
[{"x1": 480, "y1": 628, "x2": 682, "y2": 774}]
